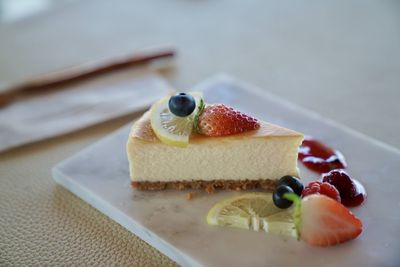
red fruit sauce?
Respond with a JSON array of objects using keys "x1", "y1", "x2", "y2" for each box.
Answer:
[
  {"x1": 322, "y1": 169, "x2": 366, "y2": 207},
  {"x1": 343, "y1": 179, "x2": 366, "y2": 207},
  {"x1": 299, "y1": 138, "x2": 366, "y2": 207},
  {"x1": 298, "y1": 136, "x2": 347, "y2": 173}
]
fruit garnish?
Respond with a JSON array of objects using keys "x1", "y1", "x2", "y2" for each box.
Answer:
[
  {"x1": 197, "y1": 104, "x2": 260, "y2": 137},
  {"x1": 150, "y1": 92, "x2": 203, "y2": 147},
  {"x1": 322, "y1": 169, "x2": 366, "y2": 207},
  {"x1": 284, "y1": 193, "x2": 362, "y2": 246},
  {"x1": 301, "y1": 181, "x2": 341, "y2": 202},
  {"x1": 168, "y1": 93, "x2": 196, "y2": 117},
  {"x1": 272, "y1": 185, "x2": 294, "y2": 209},
  {"x1": 277, "y1": 175, "x2": 303, "y2": 196},
  {"x1": 207, "y1": 193, "x2": 295, "y2": 236},
  {"x1": 299, "y1": 137, "x2": 347, "y2": 173},
  {"x1": 262, "y1": 211, "x2": 296, "y2": 237}
]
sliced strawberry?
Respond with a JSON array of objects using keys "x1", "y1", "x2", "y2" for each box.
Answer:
[
  {"x1": 197, "y1": 104, "x2": 260, "y2": 137},
  {"x1": 297, "y1": 194, "x2": 362, "y2": 246}
]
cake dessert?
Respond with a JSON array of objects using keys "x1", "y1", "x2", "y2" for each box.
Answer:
[{"x1": 126, "y1": 92, "x2": 304, "y2": 191}]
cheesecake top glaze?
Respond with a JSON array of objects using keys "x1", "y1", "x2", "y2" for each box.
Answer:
[{"x1": 130, "y1": 111, "x2": 303, "y2": 144}]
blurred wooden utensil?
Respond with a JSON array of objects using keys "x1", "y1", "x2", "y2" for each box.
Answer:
[{"x1": 0, "y1": 46, "x2": 175, "y2": 108}]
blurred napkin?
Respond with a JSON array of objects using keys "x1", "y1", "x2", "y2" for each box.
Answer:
[{"x1": 0, "y1": 69, "x2": 170, "y2": 152}]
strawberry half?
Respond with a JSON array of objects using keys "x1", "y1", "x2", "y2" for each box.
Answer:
[
  {"x1": 197, "y1": 104, "x2": 260, "y2": 137},
  {"x1": 285, "y1": 194, "x2": 362, "y2": 246}
]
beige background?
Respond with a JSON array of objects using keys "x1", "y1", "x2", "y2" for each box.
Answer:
[{"x1": 1, "y1": 0, "x2": 399, "y2": 266}]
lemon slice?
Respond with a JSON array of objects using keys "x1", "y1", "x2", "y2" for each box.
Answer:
[
  {"x1": 150, "y1": 92, "x2": 203, "y2": 147},
  {"x1": 261, "y1": 211, "x2": 296, "y2": 237},
  {"x1": 207, "y1": 193, "x2": 295, "y2": 236}
]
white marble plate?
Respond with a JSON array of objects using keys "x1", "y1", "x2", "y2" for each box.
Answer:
[{"x1": 53, "y1": 74, "x2": 400, "y2": 267}]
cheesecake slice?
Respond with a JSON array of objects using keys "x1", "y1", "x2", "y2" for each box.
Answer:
[{"x1": 127, "y1": 111, "x2": 304, "y2": 191}]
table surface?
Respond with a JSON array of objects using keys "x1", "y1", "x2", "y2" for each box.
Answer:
[{"x1": 1, "y1": 1, "x2": 399, "y2": 266}]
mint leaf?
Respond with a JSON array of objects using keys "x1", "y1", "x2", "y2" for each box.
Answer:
[
  {"x1": 193, "y1": 98, "x2": 205, "y2": 133},
  {"x1": 283, "y1": 193, "x2": 302, "y2": 240}
]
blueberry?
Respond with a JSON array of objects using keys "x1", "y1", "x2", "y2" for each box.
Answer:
[
  {"x1": 168, "y1": 93, "x2": 196, "y2": 117},
  {"x1": 278, "y1": 175, "x2": 303, "y2": 196},
  {"x1": 273, "y1": 185, "x2": 294, "y2": 209}
]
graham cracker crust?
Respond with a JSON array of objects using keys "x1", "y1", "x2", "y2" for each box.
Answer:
[{"x1": 131, "y1": 179, "x2": 277, "y2": 193}]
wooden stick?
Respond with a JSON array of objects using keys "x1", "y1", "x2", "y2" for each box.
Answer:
[{"x1": 0, "y1": 47, "x2": 175, "y2": 107}]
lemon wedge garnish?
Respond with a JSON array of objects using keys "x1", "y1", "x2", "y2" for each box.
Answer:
[
  {"x1": 207, "y1": 193, "x2": 296, "y2": 236},
  {"x1": 150, "y1": 92, "x2": 203, "y2": 148}
]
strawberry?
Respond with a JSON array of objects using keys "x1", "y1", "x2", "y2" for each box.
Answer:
[
  {"x1": 196, "y1": 104, "x2": 260, "y2": 136},
  {"x1": 301, "y1": 181, "x2": 341, "y2": 202},
  {"x1": 284, "y1": 194, "x2": 362, "y2": 246}
]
